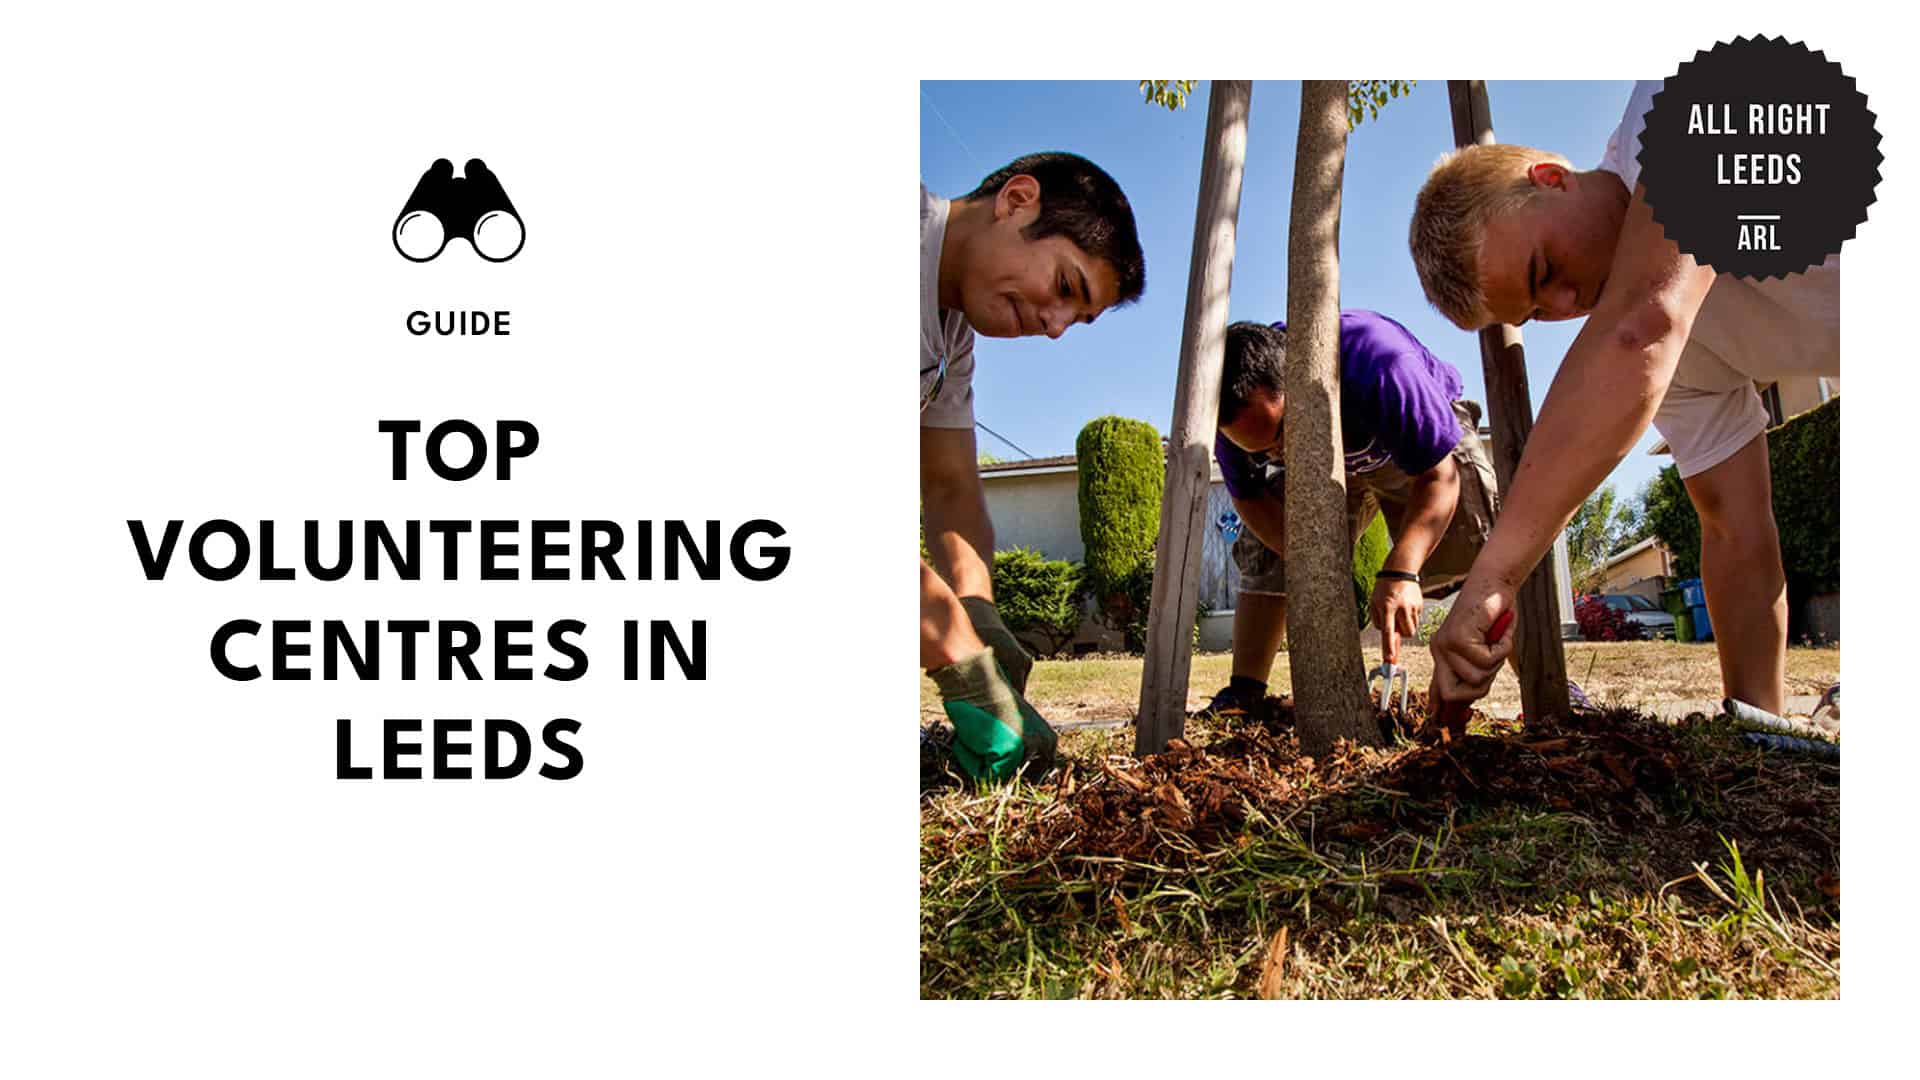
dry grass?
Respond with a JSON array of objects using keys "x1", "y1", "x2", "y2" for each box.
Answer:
[
  {"x1": 922, "y1": 642, "x2": 1841, "y2": 727},
  {"x1": 922, "y1": 640, "x2": 1841, "y2": 998},
  {"x1": 920, "y1": 705, "x2": 1840, "y2": 999}
]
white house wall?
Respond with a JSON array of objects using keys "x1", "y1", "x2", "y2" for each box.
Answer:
[
  {"x1": 983, "y1": 467, "x2": 1576, "y2": 640},
  {"x1": 1778, "y1": 376, "x2": 1835, "y2": 417},
  {"x1": 979, "y1": 471, "x2": 1085, "y2": 563},
  {"x1": 982, "y1": 470, "x2": 1240, "y2": 612}
]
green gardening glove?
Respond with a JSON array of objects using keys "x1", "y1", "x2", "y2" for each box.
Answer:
[
  {"x1": 958, "y1": 596, "x2": 1033, "y2": 696},
  {"x1": 929, "y1": 649, "x2": 1058, "y2": 783}
]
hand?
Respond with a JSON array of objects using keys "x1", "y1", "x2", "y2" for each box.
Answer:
[
  {"x1": 1426, "y1": 575, "x2": 1517, "y2": 710},
  {"x1": 1369, "y1": 577, "x2": 1424, "y2": 663},
  {"x1": 958, "y1": 596, "x2": 1033, "y2": 696},
  {"x1": 928, "y1": 648, "x2": 1057, "y2": 782}
]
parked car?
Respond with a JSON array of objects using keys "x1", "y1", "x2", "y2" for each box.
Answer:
[{"x1": 1598, "y1": 593, "x2": 1676, "y2": 639}]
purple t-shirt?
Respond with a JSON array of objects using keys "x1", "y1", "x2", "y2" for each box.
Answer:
[{"x1": 1214, "y1": 309, "x2": 1464, "y2": 500}]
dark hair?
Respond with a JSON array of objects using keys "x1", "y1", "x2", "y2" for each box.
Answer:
[
  {"x1": 964, "y1": 152, "x2": 1146, "y2": 307},
  {"x1": 1219, "y1": 321, "x2": 1286, "y2": 426}
]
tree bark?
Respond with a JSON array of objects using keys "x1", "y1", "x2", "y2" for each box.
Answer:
[
  {"x1": 1445, "y1": 79, "x2": 1572, "y2": 725},
  {"x1": 1285, "y1": 80, "x2": 1377, "y2": 756},
  {"x1": 1136, "y1": 80, "x2": 1252, "y2": 756}
]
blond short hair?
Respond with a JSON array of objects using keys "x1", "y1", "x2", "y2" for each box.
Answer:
[{"x1": 1409, "y1": 143, "x2": 1572, "y2": 329}]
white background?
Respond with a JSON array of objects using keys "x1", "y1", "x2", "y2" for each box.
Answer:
[{"x1": 0, "y1": 2, "x2": 1903, "y2": 1075}]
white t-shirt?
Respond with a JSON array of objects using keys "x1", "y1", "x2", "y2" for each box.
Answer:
[
  {"x1": 1597, "y1": 79, "x2": 1659, "y2": 194},
  {"x1": 1598, "y1": 80, "x2": 1840, "y2": 476},
  {"x1": 920, "y1": 184, "x2": 976, "y2": 429}
]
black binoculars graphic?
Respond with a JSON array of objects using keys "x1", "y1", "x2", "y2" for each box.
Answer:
[{"x1": 392, "y1": 158, "x2": 525, "y2": 262}]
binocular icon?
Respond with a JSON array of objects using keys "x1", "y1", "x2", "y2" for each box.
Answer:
[{"x1": 392, "y1": 158, "x2": 525, "y2": 263}]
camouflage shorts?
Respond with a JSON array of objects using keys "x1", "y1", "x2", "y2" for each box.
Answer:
[{"x1": 1233, "y1": 399, "x2": 1499, "y2": 598}]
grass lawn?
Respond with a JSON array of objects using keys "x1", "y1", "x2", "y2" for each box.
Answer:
[
  {"x1": 920, "y1": 643, "x2": 1840, "y2": 999},
  {"x1": 922, "y1": 642, "x2": 1842, "y2": 727}
]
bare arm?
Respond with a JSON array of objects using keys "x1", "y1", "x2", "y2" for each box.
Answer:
[
  {"x1": 1429, "y1": 185, "x2": 1718, "y2": 702},
  {"x1": 1364, "y1": 457, "x2": 1455, "y2": 662},
  {"x1": 1232, "y1": 492, "x2": 1285, "y2": 555},
  {"x1": 1382, "y1": 454, "x2": 1458, "y2": 574},
  {"x1": 921, "y1": 425, "x2": 995, "y2": 600},
  {"x1": 1474, "y1": 185, "x2": 1718, "y2": 589}
]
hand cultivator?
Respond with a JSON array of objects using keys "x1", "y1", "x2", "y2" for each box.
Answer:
[{"x1": 1367, "y1": 652, "x2": 1411, "y2": 716}]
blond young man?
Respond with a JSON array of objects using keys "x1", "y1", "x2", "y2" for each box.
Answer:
[{"x1": 1407, "y1": 81, "x2": 1836, "y2": 716}]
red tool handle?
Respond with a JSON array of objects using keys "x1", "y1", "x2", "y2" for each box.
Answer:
[{"x1": 1433, "y1": 609, "x2": 1515, "y2": 735}]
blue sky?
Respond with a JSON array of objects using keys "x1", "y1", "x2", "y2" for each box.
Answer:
[{"x1": 921, "y1": 79, "x2": 1668, "y2": 504}]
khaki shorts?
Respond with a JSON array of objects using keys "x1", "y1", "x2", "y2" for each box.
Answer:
[
  {"x1": 1654, "y1": 258, "x2": 1838, "y2": 479},
  {"x1": 1233, "y1": 399, "x2": 1499, "y2": 598}
]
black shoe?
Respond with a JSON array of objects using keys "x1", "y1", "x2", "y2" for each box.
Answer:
[{"x1": 1195, "y1": 683, "x2": 1275, "y2": 726}]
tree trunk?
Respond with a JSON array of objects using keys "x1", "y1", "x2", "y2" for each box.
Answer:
[
  {"x1": 1136, "y1": 80, "x2": 1252, "y2": 756},
  {"x1": 1285, "y1": 80, "x2": 1377, "y2": 756},
  {"x1": 1445, "y1": 80, "x2": 1572, "y2": 725}
]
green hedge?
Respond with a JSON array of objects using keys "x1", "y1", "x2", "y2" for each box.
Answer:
[
  {"x1": 1350, "y1": 513, "x2": 1391, "y2": 626},
  {"x1": 1643, "y1": 396, "x2": 1839, "y2": 634},
  {"x1": 1769, "y1": 396, "x2": 1840, "y2": 591},
  {"x1": 1075, "y1": 416, "x2": 1164, "y2": 600},
  {"x1": 1642, "y1": 465, "x2": 1700, "y2": 578},
  {"x1": 990, "y1": 548, "x2": 1083, "y2": 657}
]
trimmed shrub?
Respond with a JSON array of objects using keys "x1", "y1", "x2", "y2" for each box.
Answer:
[
  {"x1": 1574, "y1": 594, "x2": 1646, "y2": 642},
  {"x1": 1076, "y1": 417, "x2": 1164, "y2": 592},
  {"x1": 1107, "y1": 554, "x2": 1205, "y2": 654},
  {"x1": 1350, "y1": 513, "x2": 1391, "y2": 626},
  {"x1": 990, "y1": 548, "x2": 1083, "y2": 657},
  {"x1": 1642, "y1": 465, "x2": 1701, "y2": 579},
  {"x1": 1769, "y1": 397, "x2": 1840, "y2": 592},
  {"x1": 1111, "y1": 559, "x2": 1155, "y2": 653},
  {"x1": 1076, "y1": 417, "x2": 1164, "y2": 640}
]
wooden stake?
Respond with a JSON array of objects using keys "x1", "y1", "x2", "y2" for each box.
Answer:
[
  {"x1": 1135, "y1": 80, "x2": 1251, "y2": 756},
  {"x1": 1445, "y1": 80, "x2": 1572, "y2": 725}
]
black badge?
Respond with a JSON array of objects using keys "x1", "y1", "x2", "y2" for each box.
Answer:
[
  {"x1": 392, "y1": 158, "x2": 526, "y2": 263},
  {"x1": 1638, "y1": 37, "x2": 1880, "y2": 280}
]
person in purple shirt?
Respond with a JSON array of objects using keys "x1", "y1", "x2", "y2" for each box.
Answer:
[{"x1": 1200, "y1": 312, "x2": 1503, "y2": 722}]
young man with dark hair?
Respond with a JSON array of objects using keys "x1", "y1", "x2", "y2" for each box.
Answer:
[
  {"x1": 1407, "y1": 81, "x2": 1837, "y2": 716},
  {"x1": 1200, "y1": 314, "x2": 1502, "y2": 721},
  {"x1": 921, "y1": 152, "x2": 1145, "y2": 782}
]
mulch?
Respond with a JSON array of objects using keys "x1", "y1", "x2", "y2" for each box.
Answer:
[{"x1": 923, "y1": 695, "x2": 1839, "y2": 904}]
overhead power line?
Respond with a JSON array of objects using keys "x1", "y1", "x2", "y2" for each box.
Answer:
[
  {"x1": 974, "y1": 421, "x2": 1034, "y2": 460},
  {"x1": 919, "y1": 86, "x2": 982, "y2": 172}
]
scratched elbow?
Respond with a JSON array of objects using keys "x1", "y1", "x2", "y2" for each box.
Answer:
[{"x1": 1609, "y1": 290, "x2": 1698, "y2": 354}]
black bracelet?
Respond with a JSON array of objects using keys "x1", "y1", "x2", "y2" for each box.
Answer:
[{"x1": 1375, "y1": 569, "x2": 1421, "y2": 583}]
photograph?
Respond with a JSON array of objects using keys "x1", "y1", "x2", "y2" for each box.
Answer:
[{"x1": 919, "y1": 79, "x2": 1840, "y2": 999}]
